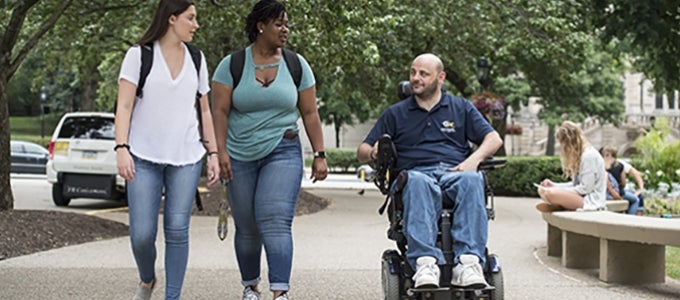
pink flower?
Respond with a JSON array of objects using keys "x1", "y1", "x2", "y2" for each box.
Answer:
[{"x1": 471, "y1": 92, "x2": 505, "y2": 120}]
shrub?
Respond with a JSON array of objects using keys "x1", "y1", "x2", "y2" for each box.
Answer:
[
  {"x1": 325, "y1": 148, "x2": 361, "y2": 173},
  {"x1": 633, "y1": 117, "x2": 680, "y2": 189},
  {"x1": 643, "y1": 181, "x2": 680, "y2": 216},
  {"x1": 486, "y1": 156, "x2": 563, "y2": 197}
]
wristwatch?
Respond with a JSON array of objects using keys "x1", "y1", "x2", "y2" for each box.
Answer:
[{"x1": 314, "y1": 151, "x2": 326, "y2": 159}]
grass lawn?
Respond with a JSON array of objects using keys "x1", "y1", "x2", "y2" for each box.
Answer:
[
  {"x1": 9, "y1": 114, "x2": 62, "y2": 147},
  {"x1": 667, "y1": 246, "x2": 680, "y2": 280}
]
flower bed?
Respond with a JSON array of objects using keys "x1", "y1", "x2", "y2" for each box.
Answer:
[{"x1": 642, "y1": 182, "x2": 680, "y2": 216}]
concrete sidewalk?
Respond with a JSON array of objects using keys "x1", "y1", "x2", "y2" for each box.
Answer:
[{"x1": 3, "y1": 175, "x2": 680, "y2": 299}]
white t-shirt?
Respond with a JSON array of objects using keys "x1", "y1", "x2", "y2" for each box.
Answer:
[
  {"x1": 620, "y1": 160, "x2": 632, "y2": 173},
  {"x1": 118, "y1": 41, "x2": 210, "y2": 166}
]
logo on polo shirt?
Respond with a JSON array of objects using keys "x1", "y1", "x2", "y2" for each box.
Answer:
[{"x1": 441, "y1": 120, "x2": 456, "y2": 133}]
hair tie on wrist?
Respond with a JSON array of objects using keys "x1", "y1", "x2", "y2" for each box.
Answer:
[{"x1": 114, "y1": 144, "x2": 130, "y2": 151}]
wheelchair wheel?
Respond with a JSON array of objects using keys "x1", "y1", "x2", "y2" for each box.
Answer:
[
  {"x1": 484, "y1": 254, "x2": 504, "y2": 300},
  {"x1": 487, "y1": 256, "x2": 504, "y2": 300},
  {"x1": 381, "y1": 251, "x2": 401, "y2": 300}
]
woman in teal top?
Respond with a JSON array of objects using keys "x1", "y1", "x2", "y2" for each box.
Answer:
[{"x1": 211, "y1": 1, "x2": 327, "y2": 299}]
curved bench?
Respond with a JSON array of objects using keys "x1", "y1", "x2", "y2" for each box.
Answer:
[
  {"x1": 542, "y1": 210, "x2": 680, "y2": 284},
  {"x1": 605, "y1": 200, "x2": 628, "y2": 213}
]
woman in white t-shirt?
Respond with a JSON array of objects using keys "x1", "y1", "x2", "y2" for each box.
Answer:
[
  {"x1": 536, "y1": 121, "x2": 607, "y2": 212},
  {"x1": 114, "y1": 1, "x2": 219, "y2": 299}
]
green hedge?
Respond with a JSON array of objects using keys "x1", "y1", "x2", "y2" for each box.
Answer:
[
  {"x1": 325, "y1": 148, "x2": 361, "y2": 173},
  {"x1": 486, "y1": 156, "x2": 564, "y2": 197},
  {"x1": 317, "y1": 148, "x2": 567, "y2": 197}
]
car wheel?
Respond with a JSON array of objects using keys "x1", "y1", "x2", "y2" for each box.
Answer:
[{"x1": 52, "y1": 183, "x2": 71, "y2": 206}]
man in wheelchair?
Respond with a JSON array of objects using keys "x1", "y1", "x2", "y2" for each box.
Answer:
[{"x1": 357, "y1": 54, "x2": 503, "y2": 292}]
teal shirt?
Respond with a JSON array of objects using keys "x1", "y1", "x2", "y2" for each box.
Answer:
[{"x1": 212, "y1": 46, "x2": 315, "y2": 161}]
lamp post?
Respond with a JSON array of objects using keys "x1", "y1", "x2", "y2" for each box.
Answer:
[
  {"x1": 476, "y1": 57, "x2": 490, "y2": 93},
  {"x1": 40, "y1": 86, "x2": 47, "y2": 140}
]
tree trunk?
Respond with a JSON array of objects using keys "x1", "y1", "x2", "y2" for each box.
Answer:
[
  {"x1": 78, "y1": 64, "x2": 100, "y2": 111},
  {"x1": 334, "y1": 119, "x2": 341, "y2": 148},
  {"x1": 0, "y1": 76, "x2": 15, "y2": 211},
  {"x1": 546, "y1": 124, "x2": 556, "y2": 156}
]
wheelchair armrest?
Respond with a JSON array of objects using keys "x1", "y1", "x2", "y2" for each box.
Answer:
[
  {"x1": 373, "y1": 134, "x2": 397, "y2": 194},
  {"x1": 479, "y1": 157, "x2": 506, "y2": 171}
]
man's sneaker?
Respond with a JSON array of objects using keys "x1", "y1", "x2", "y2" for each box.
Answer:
[
  {"x1": 132, "y1": 280, "x2": 154, "y2": 300},
  {"x1": 274, "y1": 292, "x2": 289, "y2": 300},
  {"x1": 412, "y1": 256, "x2": 440, "y2": 288},
  {"x1": 451, "y1": 254, "x2": 488, "y2": 289},
  {"x1": 242, "y1": 286, "x2": 261, "y2": 300}
]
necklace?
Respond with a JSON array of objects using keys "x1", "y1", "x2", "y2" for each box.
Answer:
[{"x1": 254, "y1": 62, "x2": 280, "y2": 69}]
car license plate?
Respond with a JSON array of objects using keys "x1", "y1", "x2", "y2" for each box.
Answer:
[{"x1": 81, "y1": 150, "x2": 97, "y2": 159}]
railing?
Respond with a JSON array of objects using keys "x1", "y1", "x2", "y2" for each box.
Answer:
[{"x1": 624, "y1": 113, "x2": 680, "y2": 129}]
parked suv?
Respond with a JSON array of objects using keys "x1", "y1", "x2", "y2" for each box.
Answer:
[{"x1": 46, "y1": 112, "x2": 126, "y2": 206}]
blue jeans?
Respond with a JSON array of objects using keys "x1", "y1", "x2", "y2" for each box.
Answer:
[
  {"x1": 127, "y1": 155, "x2": 202, "y2": 300},
  {"x1": 622, "y1": 190, "x2": 642, "y2": 214},
  {"x1": 396, "y1": 163, "x2": 488, "y2": 269},
  {"x1": 226, "y1": 136, "x2": 303, "y2": 292}
]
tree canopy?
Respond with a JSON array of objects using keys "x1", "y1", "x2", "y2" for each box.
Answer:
[{"x1": 2, "y1": 0, "x2": 677, "y2": 209}]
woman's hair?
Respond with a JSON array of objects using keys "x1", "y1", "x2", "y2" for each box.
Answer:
[
  {"x1": 556, "y1": 121, "x2": 587, "y2": 178},
  {"x1": 245, "y1": 0, "x2": 286, "y2": 43},
  {"x1": 137, "y1": 0, "x2": 195, "y2": 45}
]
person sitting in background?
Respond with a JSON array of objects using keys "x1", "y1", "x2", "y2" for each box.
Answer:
[
  {"x1": 605, "y1": 172, "x2": 621, "y2": 200},
  {"x1": 536, "y1": 121, "x2": 606, "y2": 212},
  {"x1": 600, "y1": 146, "x2": 641, "y2": 215},
  {"x1": 620, "y1": 158, "x2": 646, "y2": 215}
]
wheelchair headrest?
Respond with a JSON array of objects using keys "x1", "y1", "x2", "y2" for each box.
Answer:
[{"x1": 397, "y1": 81, "x2": 413, "y2": 100}]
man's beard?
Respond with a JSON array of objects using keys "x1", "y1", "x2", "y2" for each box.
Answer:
[{"x1": 414, "y1": 80, "x2": 439, "y2": 100}]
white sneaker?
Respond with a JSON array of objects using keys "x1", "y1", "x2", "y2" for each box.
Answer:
[
  {"x1": 412, "y1": 256, "x2": 440, "y2": 288},
  {"x1": 451, "y1": 254, "x2": 488, "y2": 288},
  {"x1": 132, "y1": 280, "x2": 154, "y2": 300},
  {"x1": 274, "y1": 292, "x2": 289, "y2": 300},
  {"x1": 242, "y1": 286, "x2": 261, "y2": 300}
]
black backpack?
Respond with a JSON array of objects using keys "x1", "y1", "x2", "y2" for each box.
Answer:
[
  {"x1": 136, "y1": 42, "x2": 206, "y2": 144},
  {"x1": 229, "y1": 47, "x2": 302, "y2": 90}
]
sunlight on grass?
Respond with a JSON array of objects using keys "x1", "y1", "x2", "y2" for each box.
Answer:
[
  {"x1": 9, "y1": 115, "x2": 62, "y2": 147},
  {"x1": 667, "y1": 246, "x2": 680, "y2": 280}
]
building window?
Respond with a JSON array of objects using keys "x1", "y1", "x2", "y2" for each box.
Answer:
[
  {"x1": 669, "y1": 91, "x2": 677, "y2": 110},
  {"x1": 655, "y1": 94, "x2": 664, "y2": 109}
]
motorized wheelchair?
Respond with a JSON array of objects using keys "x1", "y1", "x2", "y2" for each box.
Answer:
[{"x1": 373, "y1": 82, "x2": 506, "y2": 300}]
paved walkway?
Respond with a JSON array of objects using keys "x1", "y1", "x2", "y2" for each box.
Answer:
[{"x1": 2, "y1": 175, "x2": 680, "y2": 299}]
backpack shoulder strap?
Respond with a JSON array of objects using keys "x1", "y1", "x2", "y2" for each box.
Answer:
[
  {"x1": 229, "y1": 49, "x2": 246, "y2": 90},
  {"x1": 184, "y1": 42, "x2": 202, "y2": 88},
  {"x1": 136, "y1": 42, "x2": 154, "y2": 98},
  {"x1": 281, "y1": 48, "x2": 302, "y2": 89}
]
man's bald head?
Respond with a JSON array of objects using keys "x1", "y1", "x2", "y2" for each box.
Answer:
[
  {"x1": 409, "y1": 53, "x2": 446, "y2": 102},
  {"x1": 412, "y1": 53, "x2": 444, "y2": 73}
]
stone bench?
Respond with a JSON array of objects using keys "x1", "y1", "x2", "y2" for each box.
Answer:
[
  {"x1": 605, "y1": 200, "x2": 628, "y2": 213},
  {"x1": 542, "y1": 210, "x2": 680, "y2": 284}
]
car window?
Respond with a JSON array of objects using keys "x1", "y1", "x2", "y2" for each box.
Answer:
[
  {"x1": 10, "y1": 142, "x2": 23, "y2": 154},
  {"x1": 24, "y1": 143, "x2": 48, "y2": 155},
  {"x1": 57, "y1": 116, "x2": 115, "y2": 140}
]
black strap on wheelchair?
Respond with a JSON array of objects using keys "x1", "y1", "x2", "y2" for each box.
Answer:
[
  {"x1": 378, "y1": 196, "x2": 390, "y2": 215},
  {"x1": 378, "y1": 171, "x2": 407, "y2": 215}
]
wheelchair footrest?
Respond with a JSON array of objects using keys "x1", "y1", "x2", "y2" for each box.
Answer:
[{"x1": 409, "y1": 285, "x2": 495, "y2": 293}]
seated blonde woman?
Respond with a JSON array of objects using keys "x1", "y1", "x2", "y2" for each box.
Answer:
[{"x1": 536, "y1": 121, "x2": 607, "y2": 212}]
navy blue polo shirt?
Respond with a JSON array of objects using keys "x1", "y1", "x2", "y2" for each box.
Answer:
[{"x1": 363, "y1": 93, "x2": 494, "y2": 171}]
